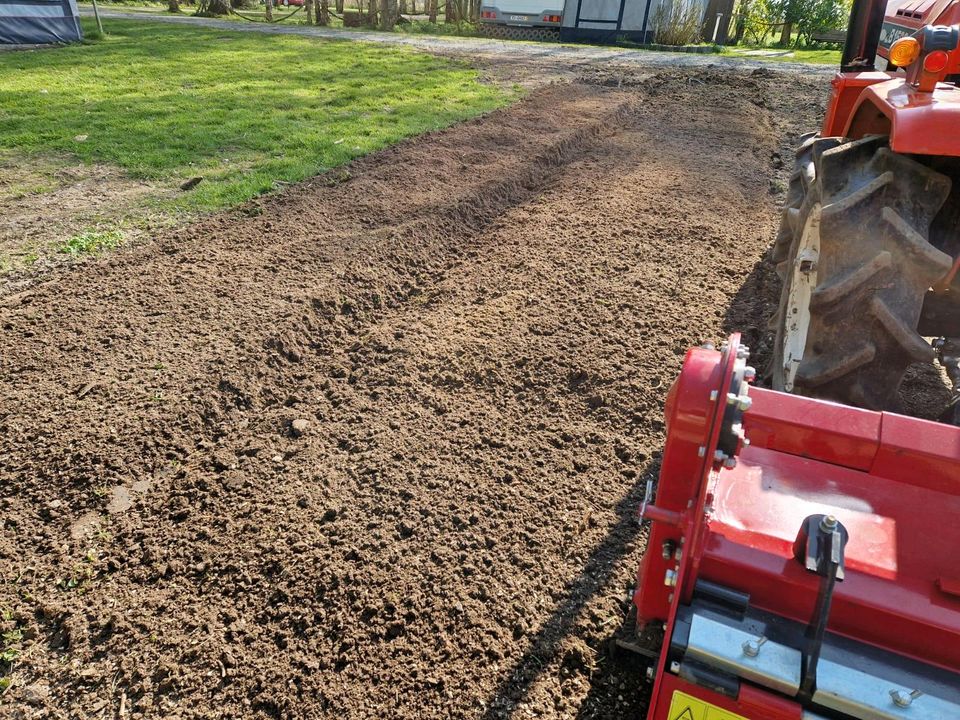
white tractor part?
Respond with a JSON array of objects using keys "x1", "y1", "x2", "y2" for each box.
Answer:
[{"x1": 782, "y1": 203, "x2": 821, "y2": 393}]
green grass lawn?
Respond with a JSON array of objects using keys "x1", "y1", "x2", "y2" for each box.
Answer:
[
  {"x1": 0, "y1": 18, "x2": 512, "y2": 213},
  {"x1": 724, "y1": 46, "x2": 842, "y2": 65},
  {"x1": 784, "y1": 48, "x2": 841, "y2": 65}
]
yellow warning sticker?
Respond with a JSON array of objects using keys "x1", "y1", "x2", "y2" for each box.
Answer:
[{"x1": 667, "y1": 691, "x2": 749, "y2": 720}]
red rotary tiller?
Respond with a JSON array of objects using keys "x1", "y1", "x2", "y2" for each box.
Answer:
[{"x1": 624, "y1": 335, "x2": 960, "y2": 720}]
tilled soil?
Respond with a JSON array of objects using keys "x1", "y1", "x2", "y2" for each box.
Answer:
[{"x1": 0, "y1": 68, "x2": 823, "y2": 719}]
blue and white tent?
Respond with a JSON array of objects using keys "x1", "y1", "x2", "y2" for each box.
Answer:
[{"x1": 0, "y1": 0, "x2": 83, "y2": 44}]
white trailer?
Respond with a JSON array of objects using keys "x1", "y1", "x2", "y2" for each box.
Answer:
[
  {"x1": 478, "y1": 0, "x2": 565, "y2": 39},
  {"x1": 559, "y1": 0, "x2": 665, "y2": 42}
]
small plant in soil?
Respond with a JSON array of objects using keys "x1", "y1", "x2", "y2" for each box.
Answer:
[
  {"x1": 58, "y1": 551, "x2": 100, "y2": 594},
  {"x1": 1, "y1": 630, "x2": 22, "y2": 664},
  {"x1": 61, "y1": 229, "x2": 124, "y2": 256},
  {"x1": 0, "y1": 609, "x2": 24, "y2": 691}
]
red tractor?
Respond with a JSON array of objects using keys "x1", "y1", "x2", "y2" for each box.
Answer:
[
  {"x1": 620, "y1": 1, "x2": 960, "y2": 717},
  {"x1": 770, "y1": 0, "x2": 960, "y2": 421}
]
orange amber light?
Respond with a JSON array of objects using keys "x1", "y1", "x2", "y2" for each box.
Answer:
[{"x1": 889, "y1": 37, "x2": 921, "y2": 67}]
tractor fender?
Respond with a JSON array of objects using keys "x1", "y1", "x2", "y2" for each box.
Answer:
[{"x1": 844, "y1": 78, "x2": 960, "y2": 156}]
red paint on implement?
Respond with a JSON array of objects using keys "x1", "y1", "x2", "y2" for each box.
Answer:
[
  {"x1": 636, "y1": 336, "x2": 960, "y2": 718},
  {"x1": 635, "y1": 335, "x2": 744, "y2": 716},
  {"x1": 649, "y1": 672, "x2": 803, "y2": 720}
]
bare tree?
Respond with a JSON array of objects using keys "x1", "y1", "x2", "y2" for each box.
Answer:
[
  {"x1": 779, "y1": 20, "x2": 792, "y2": 44},
  {"x1": 265, "y1": 0, "x2": 273, "y2": 20},
  {"x1": 428, "y1": 0, "x2": 436, "y2": 20},
  {"x1": 197, "y1": 0, "x2": 230, "y2": 15},
  {"x1": 305, "y1": 0, "x2": 314, "y2": 22},
  {"x1": 168, "y1": 0, "x2": 181, "y2": 12},
  {"x1": 445, "y1": 0, "x2": 467, "y2": 21},
  {"x1": 379, "y1": 0, "x2": 397, "y2": 27},
  {"x1": 318, "y1": 0, "x2": 329, "y2": 22}
]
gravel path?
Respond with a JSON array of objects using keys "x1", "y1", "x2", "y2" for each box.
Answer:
[{"x1": 80, "y1": 8, "x2": 832, "y2": 76}]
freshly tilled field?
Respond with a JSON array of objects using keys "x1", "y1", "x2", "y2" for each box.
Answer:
[{"x1": 0, "y1": 67, "x2": 823, "y2": 719}]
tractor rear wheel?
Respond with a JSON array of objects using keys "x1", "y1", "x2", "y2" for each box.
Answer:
[{"x1": 771, "y1": 135, "x2": 954, "y2": 410}]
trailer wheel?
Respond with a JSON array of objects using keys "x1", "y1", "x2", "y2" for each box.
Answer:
[{"x1": 771, "y1": 135, "x2": 954, "y2": 409}]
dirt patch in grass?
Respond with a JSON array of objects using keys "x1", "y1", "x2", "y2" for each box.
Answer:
[
  {"x1": 0, "y1": 69, "x2": 821, "y2": 718},
  {"x1": 0, "y1": 19, "x2": 513, "y2": 279},
  {"x1": 0, "y1": 152, "x2": 167, "y2": 276}
]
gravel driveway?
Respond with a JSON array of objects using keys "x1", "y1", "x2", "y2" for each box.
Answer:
[{"x1": 79, "y1": 7, "x2": 832, "y2": 77}]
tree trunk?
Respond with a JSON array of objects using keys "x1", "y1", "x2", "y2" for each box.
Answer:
[
  {"x1": 318, "y1": 0, "x2": 329, "y2": 22},
  {"x1": 305, "y1": 0, "x2": 313, "y2": 22},
  {"x1": 265, "y1": 0, "x2": 273, "y2": 19},
  {"x1": 379, "y1": 0, "x2": 396, "y2": 28},
  {"x1": 202, "y1": 0, "x2": 230, "y2": 15},
  {"x1": 779, "y1": 20, "x2": 792, "y2": 45},
  {"x1": 399, "y1": 0, "x2": 406, "y2": 13},
  {"x1": 444, "y1": 0, "x2": 454, "y2": 22},
  {"x1": 168, "y1": 0, "x2": 180, "y2": 11},
  {"x1": 428, "y1": 0, "x2": 436, "y2": 21},
  {"x1": 335, "y1": 0, "x2": 343, "y2": 10}
]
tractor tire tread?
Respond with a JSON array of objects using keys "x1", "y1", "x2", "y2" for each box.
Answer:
[
  {"x1": 796, "y1": 343, "x2": 876, "y2": 388},
  {"x1": 869, "y1": 296, "x2": 937, "y2": 363},
  {"x1": 771, "y1": 137, "x2": 952, "y2": 409},
  {"x1": 820, "y1": 171, "x2": 892, "y2": 218},
  {"x1": 880, "y1": 206, "x2": 954, "y2": 275},
  {"x1": 773, "y1": 136, "x2": 841, "y2": 267},
  {"x1": 810, "y1": 251, "x2": 891, "y2": 310}
]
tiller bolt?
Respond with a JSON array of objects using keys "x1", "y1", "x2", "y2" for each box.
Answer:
[
  {"x1": 889, "y1": 689, "x2": 923, "y2": 708},
  {"x1": 741, "y1": 636, "x2": 768, "y2": 658},
  {"x1": 661, "y1": 540, "x2": 677, "y2": 560}
]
